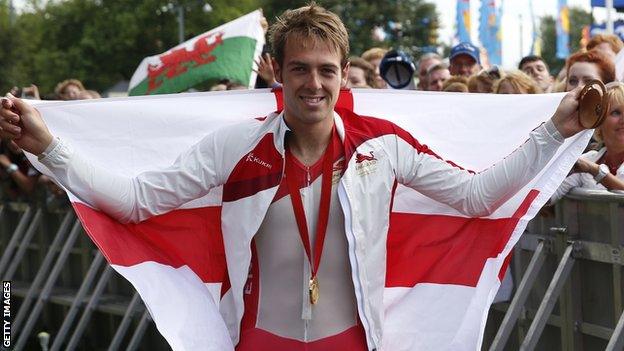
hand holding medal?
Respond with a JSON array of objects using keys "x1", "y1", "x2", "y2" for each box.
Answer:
[{"x1": 578, "y1": 79, "x2": 609, "y2": 129}]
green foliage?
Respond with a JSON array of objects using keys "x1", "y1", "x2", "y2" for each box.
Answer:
[
  {"x1": 4, "y1": 0, "x2": 260, "y2": 95},
  {"x1": 539, "y1": 7, "x2": 593, "y2": 76},
  {"x1": 1, "y1": 0, "x2": 439, "y2": 95},
  {"x1": 261, "y1": 0, "x2": 440, "y2": 57}
]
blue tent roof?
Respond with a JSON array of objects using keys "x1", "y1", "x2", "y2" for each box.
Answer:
[{"x1": 591, "y1": 0, "x2": 624, "y2": 8}]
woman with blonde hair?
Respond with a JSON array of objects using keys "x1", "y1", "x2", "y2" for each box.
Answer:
[
  {"x1": 550, "y1": 82, "x2": 624, "y2": 202},
  {"x1": 493, "y1": 71, "x2": 542, "y2": 94},
  {"x1": 442, "y1": 75, "x2": 469, "y2": 92}
]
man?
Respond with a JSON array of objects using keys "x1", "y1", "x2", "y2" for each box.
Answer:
[
  {"x1": 449, "y1": 42, "x2": 481, "y2": 77},
  {"x1": 426, "y1": 62, "x2": 451, "y2": 91},
  {"x1": 519, "y1": 55, "x2": 554, "y2": 93},
  {"x1": 416, "y1": 52, "x2": 442, "y2": 90},
  {"x1": 0, "y1": 4, "x2": 585, "y2": 350}
]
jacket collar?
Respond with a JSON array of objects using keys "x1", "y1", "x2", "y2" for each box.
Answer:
[{"x1": 273, "y1": 110, "x2": 346, "y2": 155}]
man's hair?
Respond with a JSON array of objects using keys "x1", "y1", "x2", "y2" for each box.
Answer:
[
  {"x1": 566, "y1": 49, "x2": 616, "y2": 83},
  {"x1": 587, "y1": 34, "x2": 624, "y2": 54},
  {"x1": 518, "y1": 55, "x2": 549, "y2": 71},
  {"x1": 270, "y1": 2, "x2": 349, "y2": 68},
  {"x1": 54, "y1": 79, "x2": 85, "y2": 96},
  {"x1": 361, "y1": 47, "x2": 388, "y2": 62},
  {"x1": 493, "y1": 71, "x2": 542, "y2": 94}
]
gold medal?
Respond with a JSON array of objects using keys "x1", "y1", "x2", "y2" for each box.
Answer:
[{"x1": 309, "y1": 276, "x2": 319, "y2": 304}]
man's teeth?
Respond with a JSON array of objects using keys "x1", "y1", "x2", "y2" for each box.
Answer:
[{"x1": 302, "y1": 96, "x2": 323, "y2": 103}]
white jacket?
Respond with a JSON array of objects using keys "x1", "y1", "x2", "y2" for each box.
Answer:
[{"x1": 40, "y1": 108, "x2": 563, "y2": 350}]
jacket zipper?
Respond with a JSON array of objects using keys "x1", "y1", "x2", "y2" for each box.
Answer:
[{"x1": 337, "y1": 182, "x2": 376, "y2": 349}]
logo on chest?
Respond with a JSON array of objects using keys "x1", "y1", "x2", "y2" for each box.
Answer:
[
  {"x1": 354, "y1": 151, "x2": 379, "y2": 176},
  {"x1": 245, "y1": 152, "x2": 273, "y2": 170}
]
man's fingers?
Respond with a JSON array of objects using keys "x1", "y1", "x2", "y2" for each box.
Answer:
[
  {"x1": 2, "y1": 97, "x2": 14, "y2": 110},
  {"x1": 0, "y1": 118, "x2": 21, "y2": 134},
  {"x1": 0, "y1": 104, "x2": 20, "y2": 124},
  {"x1": 8, "y1": 94, "x2": 32, "y2": 113},
  {"x1": 571, "y1": 86, "x2": 583, "y2": 100}
]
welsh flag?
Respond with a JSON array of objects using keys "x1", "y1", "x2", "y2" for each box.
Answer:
[
  {"x1": 128, "y1": 10, "x2": 265, "y2": 96},
  {"x1": 28, "y1": 89, "x2": 591, "y2": 350}
]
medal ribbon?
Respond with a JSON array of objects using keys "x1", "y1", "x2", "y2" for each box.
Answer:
[{"x1": 285, "y1": 129, "x2": 335, "y2": 298}]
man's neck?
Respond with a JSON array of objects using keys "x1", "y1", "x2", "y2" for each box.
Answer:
[{"x1": 284, "y1": 113, "x2": 334, "y2": 166}]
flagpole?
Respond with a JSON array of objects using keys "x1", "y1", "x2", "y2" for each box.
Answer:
[
  {"x1": 177, "y1": 5, "x2": 185, "y2": 44},
  {"x1": 519, "y1": 14, "x2": 524, "y2": 58},
  {"x1": 606, "y1": 0, "x2": 614, "y2": 34}
]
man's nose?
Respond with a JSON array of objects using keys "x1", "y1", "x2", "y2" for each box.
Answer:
[{"x1": 307, "y1": 71, "x2": 322, "y2": 89}]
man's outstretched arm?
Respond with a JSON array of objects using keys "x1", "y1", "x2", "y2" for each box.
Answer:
[
  {"x1": 394, "y1": 87, "x2": 586, "y2": 217},
  {"x1": 0, "y1": 95, "x2": 225, "y2": 223}
]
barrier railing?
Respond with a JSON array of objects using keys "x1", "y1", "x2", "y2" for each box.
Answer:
[
  {"x1": 2, "y1": 187, "x2": 623, "y2": 350},
  {"x1": 0, "y1": 201, "x2": 168, "y2": 351},
  {"x1": 483, "y1": 188, "x2": 624, "y2": 351}
]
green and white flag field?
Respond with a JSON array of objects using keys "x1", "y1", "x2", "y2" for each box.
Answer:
[{"x1": 128, "y1": 10, "x2": 265, "y2": 96}]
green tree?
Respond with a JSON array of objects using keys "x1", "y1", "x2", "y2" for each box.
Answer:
[
  {"x1": 539, "y1": 6, "x2": 593, "y2": 76},
  {"x1": 6, "y1": 0, "x2": 260, "y2": 95},
  {"x1": 261, "y1": 0, "x2": 440, "y2": 57}
]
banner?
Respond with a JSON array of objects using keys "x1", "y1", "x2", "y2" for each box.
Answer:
[
  {"x1": 590, "y1": 20, "x2": 624, "y2": 42},
  {"x1": 457, "y1": 0, "x2": 472, "y2": 43},
  {"x1": 128, "y1": 10, "x2": 265, "y2": 96},
  {"x1": 479, "y1": 0, "x2": 502, "y2": 65},
  {"x1": 556, "y1": 0, "x2": 570, "y2": 59}
]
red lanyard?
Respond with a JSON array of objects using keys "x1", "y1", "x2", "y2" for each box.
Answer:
[{"x1": 285, "y1": 130, "x2": 335, "y2": 304}]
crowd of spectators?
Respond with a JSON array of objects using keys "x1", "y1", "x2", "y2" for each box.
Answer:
[{"x1": 3, "y1": 30, "x2": 624, "y2": 207}]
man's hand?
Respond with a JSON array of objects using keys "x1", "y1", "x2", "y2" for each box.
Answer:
[
  {"x1": 0, "y1": 94, "x2": 53, "y2": 156},
  {"x1": 551, "y1": 86, "x2": 584, "y2": 138}
]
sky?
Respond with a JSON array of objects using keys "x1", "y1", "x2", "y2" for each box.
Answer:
[
  {"x1": 434, "y1": 0, "x2": 624, "y2": 68},
  {"x1": 10, "y1": 0, "x2": 624, "y2": 69}
]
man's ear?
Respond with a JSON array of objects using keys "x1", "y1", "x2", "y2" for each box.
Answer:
[
  {"x1": 273, "y1": 58, "x2": 282, "y2": 84},
  {"x1": 341, "y1": 62, "x2": 350, "y2": 88}
]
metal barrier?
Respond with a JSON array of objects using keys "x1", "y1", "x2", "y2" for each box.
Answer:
[
  {"x1": 483, "y1": 188, "x2": 624, "y2": 351},
  {"x1": 0, "y1": 202, "x2": 168, "y2": 351},
  {"x1": 3, "y1": 187, "x2": 623, "y2": 350}
]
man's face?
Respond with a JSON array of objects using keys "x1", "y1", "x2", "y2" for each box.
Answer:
[
  {"x1": 418, "y1": 57, "x2": 441, "y2": 90},
  {"x1": 521, "y1": 60, "x2": 552, "y2": 91},
  {"x1": 274, "y1": 36, "x2": 348, "y2": 126},
  {"x1": 427, "y1": 68, "x2": 450, "y2": 91},
  {"x1": 347, "y1": 66, "x2": 368, "y2": 88},
  {"x1": 449, "y1": 54, "x2": 479, "y2": 77}
]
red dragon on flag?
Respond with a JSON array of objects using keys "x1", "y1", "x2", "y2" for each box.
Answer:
[{"x1": 146, "y1": 32, "x2": 224, "y2": 92}]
